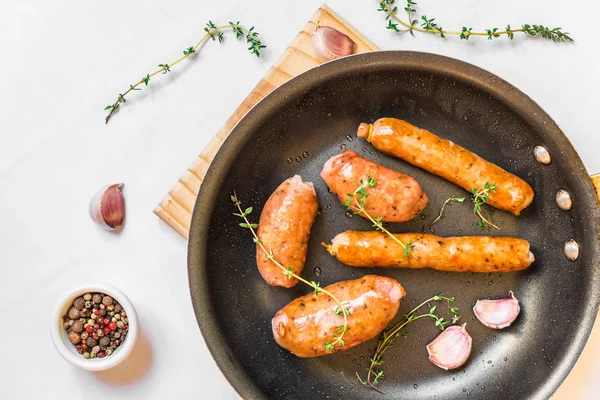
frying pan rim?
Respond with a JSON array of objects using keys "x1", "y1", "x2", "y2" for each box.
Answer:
[{"x1": 188, "y1": 50, "x2": 600, "y2": 400}]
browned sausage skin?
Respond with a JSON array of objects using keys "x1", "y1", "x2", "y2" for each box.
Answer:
[
  {"x1": 272, "y1": 275, "x2": 405, "y2": 357},
  {"x1": 326, "y1": 231, "x2": 534, "y2": 273},
  {"x1": 320, "y1": 149, "x2": 428, "y2": 222},
  {"x1": 256, "y1": 175, "x2": 318, "y2": 288},
  {"x1": 357, "y1": 118, "x2": 534, "y2": 215}
]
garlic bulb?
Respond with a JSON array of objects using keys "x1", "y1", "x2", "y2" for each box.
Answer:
[
  {"x1": 473, "y1": 292, "x2": 520, "y2": 329},
  {"x1": 311, "y1": 24, "x2": 355, "y2": 62},
  {"x1": 427, "y1": 324, "x2": 472, "y2": 370},
  {"x1": 89, "y1": 183, "x2": 125, "y2": 230}
]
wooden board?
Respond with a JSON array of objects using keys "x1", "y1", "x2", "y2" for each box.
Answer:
[{"x1": 154, "y1": 4, "x2": 378, "y2": 239}]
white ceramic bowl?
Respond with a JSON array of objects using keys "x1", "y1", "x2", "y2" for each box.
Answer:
[{"x1": 50, "y1": 283, "x2": 139, "y2": 371}]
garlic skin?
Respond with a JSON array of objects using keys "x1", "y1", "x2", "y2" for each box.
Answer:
[
  {"x1": 89, "y1": 183, "x2": 125, "y2": 231},
  {"x1": 311, "y1": 25, "x2": 356, "y2": 62},
  {"x1": 427, "y1": 324, "x2": 472, "y2": 370},
  {"x1": 473, "y1": 292, "x2": 520, "y2": 329}
]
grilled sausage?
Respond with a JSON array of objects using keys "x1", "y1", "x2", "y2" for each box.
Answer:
[
  {"x1": 320, "y1": 149, "x2": 427, "y2": 222},
  {"x1": 256, "y1": 175, "x2": 318, "y2": 287},
  {"x1": 357, "y1": 118, "x2": 535, "y2": 215},
  {"x1": 325, "y1": 231, "x2": 534, "y2": 273},
  {"x1": 272, "y1": 275, "x2": 405, "y2": 357}
]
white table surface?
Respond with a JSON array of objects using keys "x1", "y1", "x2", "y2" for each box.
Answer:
[{"x1": 1, "y1": 0, "x2": 599, "y2": 398}]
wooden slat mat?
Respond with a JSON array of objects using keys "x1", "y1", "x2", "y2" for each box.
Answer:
[{"x1": 153, "y1": 4, "x2": 378, "y2": 239}]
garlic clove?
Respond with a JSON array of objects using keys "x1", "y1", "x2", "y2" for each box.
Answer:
[
  {"x1": 426, "y1": 324, "x2": 472, "y2": 370},
  {"x1": 473, "y1": 292, "x2": 520, "y2": 329},
  {"x1": 89, "y1": 183, "x2": 125, "y2": 231},
  {"x1": 311, "y1": 24, "x2": 355, "y2": 62}
]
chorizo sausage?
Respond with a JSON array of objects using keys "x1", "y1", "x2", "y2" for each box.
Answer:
[
  {"x1": 256, "y1": 175, "x2": 318, "y2": 287},
  {"x1": 325, "y1": 231, "x2": 534, "y2": 273},
  {"x1": 357, "y1": 118, "x2": 534, "y2": 215},
  {"x1": 271, "y1": 275, "x2": 405, "y2": 357},
  {"x1": 320, "y1": 149, "x2": 428, "y2": 222}
]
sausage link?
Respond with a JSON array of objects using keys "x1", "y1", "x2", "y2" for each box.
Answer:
[
  {"x1": 256, "y1": 175, "x2": 318, "y2": 287},
  {"x1": 320, "y1": 149, "x2": 428, "y2": 222},
  {"x1": 357, "y1": 118, "x2": 534, "y2": 215},
  {"x1": 327, "y1": 231, "x2": 534, "y2": 273},
  {"x1": 272, "y1": 275, "x2": 405, "y2": 357}
]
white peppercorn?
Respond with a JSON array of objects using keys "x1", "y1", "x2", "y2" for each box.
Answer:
[
  {"x1": 106, "y1": 348, "x2": 113, "y2": 356},
  {"x1": 83, "y1": 293, "x2": 92, "y2": 301},
  {"x1": 81, "y1": 331, "x2": 89, "y2": 340},
  {"x1": 92, "y1": 345, "x2": 100, "y2": 354},
  {"x1": 83, "y1": 352, "x2": 90, "y2": 359}
]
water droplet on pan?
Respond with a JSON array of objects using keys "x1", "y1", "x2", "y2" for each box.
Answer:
[
  {"x1": 340, "y1": 144, "x2": 347, "y2": 150},
  {"x1": 295, "y1": 156, "x2": 302, "y2": 163},
  {"x1": 302, "y1": 151, "x2": 309, "y2": 158},
  {"x1": 345, "y1": 134, "x2": 354, "y2": 142},
  {"x1": 313, "y1": 267, "x2": 321, "y2": 276},
  {"x1": 286, "y1": 158, "x2": 293, "y2": 164}
]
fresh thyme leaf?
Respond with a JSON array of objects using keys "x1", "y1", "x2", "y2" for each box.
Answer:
[
  {"x1": 428, "y1": 196, "x2": 466, "y2": 228},
  {"x1": 312, "y1": 281, "x2": 322, "y2": 295},
  {"x1": 471, "y1": 182, "x2": 500, "y2": 229},
  {"x1": 183, "y1": 46, "x2": 195, "y2": 56}
]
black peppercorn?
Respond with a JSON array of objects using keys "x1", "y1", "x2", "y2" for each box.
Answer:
[
  {"x1": 100, "y1": 336, "x2": 110, "y2": 347},
  {"x1": 86, "y1": 337, "x2": 98, "y2": 348}
]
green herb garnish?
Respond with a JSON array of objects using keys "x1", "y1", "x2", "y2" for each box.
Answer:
[{"x1": 104, "y1": 21, "x2": 265, "y2": 124}]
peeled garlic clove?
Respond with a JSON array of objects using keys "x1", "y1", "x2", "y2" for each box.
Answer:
[
  {"x1": 473, "y1": 292, "x2": 520, "y2": 329},
  {"x1": 427, "y1": 324, "x2": 472, "y2": 370},
  {"x1": 89, "y1": 183, "x2": 125, "y2": 230},
  {"x1": 311, "y1": 24, "x2": 355, "y2": 62}
]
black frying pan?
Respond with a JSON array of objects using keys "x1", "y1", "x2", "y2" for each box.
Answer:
[{"x1": 188, "y1": 51, "x2": 600, "y2": 399}]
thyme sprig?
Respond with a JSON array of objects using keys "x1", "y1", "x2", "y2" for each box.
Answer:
[
  {"x1": 357, "y1": 294, "x2": 461, "y2": 392},
  {"x1": 428, "y1": 196, "x2": 465, "y2": 229},
  {"x1": 231, "y1": 192, "x2": 348, "y2": 353},
  {"x1": 343, "y1": 177, "x2": 416, "y2": 258},
  {"x1": 379, "y1": 0, "x2": 572, "y2": 42},
  {"x1": 472, "y1": 182, "x2": 500, "y2": 230},
  {"x1": 104, "y1": 21, "x2": 265, "y2": 124}
]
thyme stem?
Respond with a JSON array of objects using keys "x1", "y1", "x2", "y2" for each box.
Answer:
[
  {"x1": 358, "y1": 294, "x2": 461, "y2": 391},
  {"x1": 379, "y1": 0, "x2": 572, "y2": 42},
  {"x1": 105, "y1": 22, "x2": 265, "y2": 123},
  {"x1": 232, "y1": 193, "x2": 348, "y2": 351}
]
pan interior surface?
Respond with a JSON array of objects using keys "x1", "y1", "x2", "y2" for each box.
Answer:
[{"x1": 188, "y1": 52, "x2": 600, "y2": 400}]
